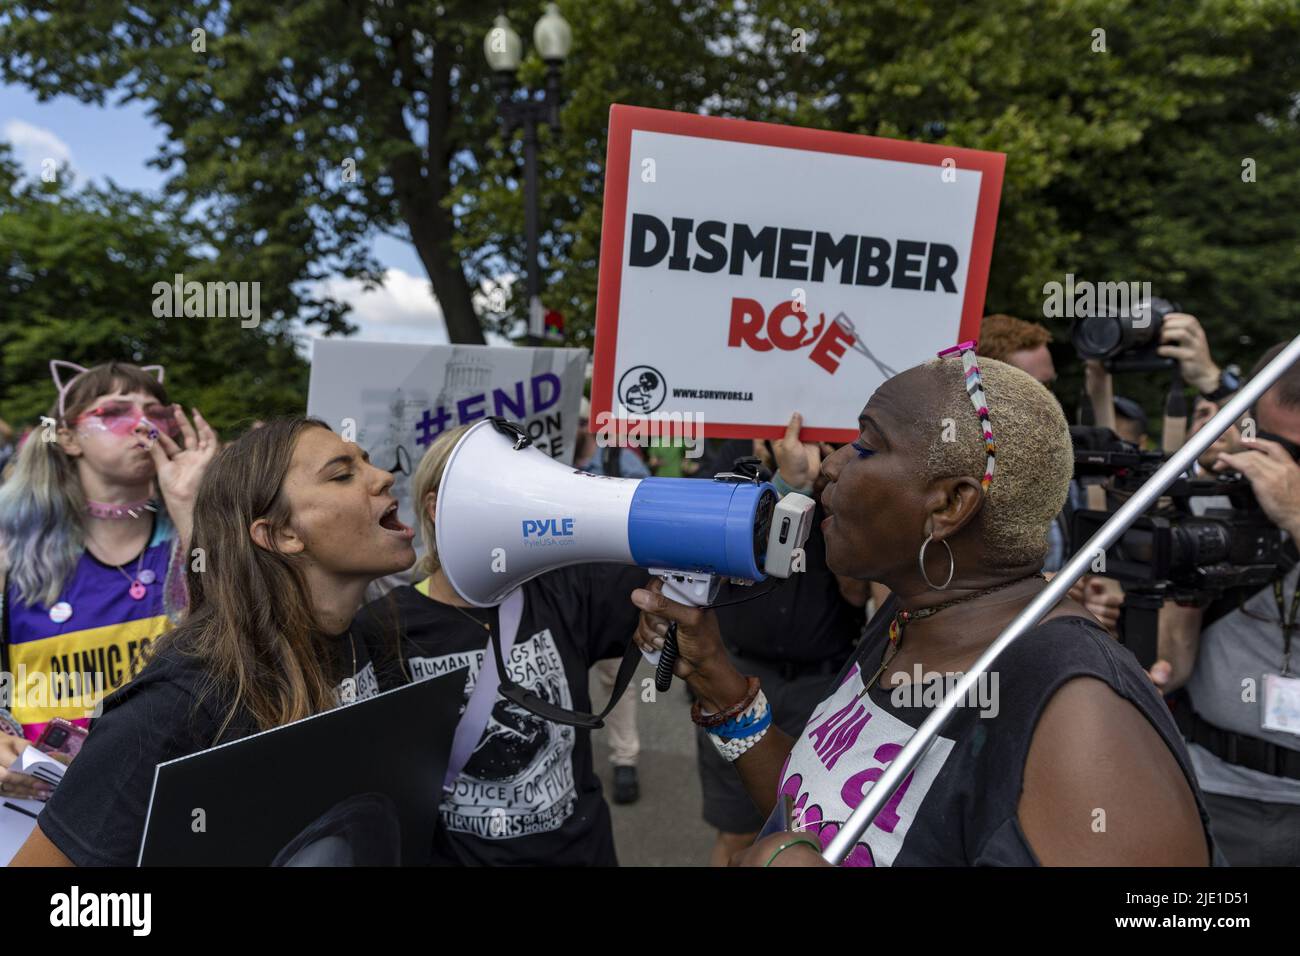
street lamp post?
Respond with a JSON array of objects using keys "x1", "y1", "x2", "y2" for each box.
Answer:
[{"x1": 484, "y1": 4, "x2": 573, "y2": 343}]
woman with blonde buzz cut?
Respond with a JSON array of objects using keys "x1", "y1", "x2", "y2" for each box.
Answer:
[{"x1": 632, "y1": 348, "x2": 1220, "y2": 867}]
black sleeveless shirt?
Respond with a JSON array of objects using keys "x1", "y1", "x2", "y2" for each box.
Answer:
[{"x1": 776, "y1": 597, "x2": 1220, "y2": 866}]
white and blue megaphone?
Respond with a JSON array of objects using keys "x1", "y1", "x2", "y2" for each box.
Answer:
[{"x1": 435, "y1": 419, "x2": 816, "y2": 692}]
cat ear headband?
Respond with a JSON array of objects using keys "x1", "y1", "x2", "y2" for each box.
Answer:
[{"x1": 50, "y1": 360, "x2": 165, "y2": 421}]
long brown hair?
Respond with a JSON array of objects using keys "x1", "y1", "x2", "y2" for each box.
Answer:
[{"x1": 155, "y1": 416, "x2": 346, "y2": 740}]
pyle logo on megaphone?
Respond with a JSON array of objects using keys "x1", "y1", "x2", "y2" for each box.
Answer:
[
  {"x1": 522, "y1": 517, "x2": 577, "y2": 547},
  {"x1": 435, "y1": 419, "x2": 813, "y2": 608}
]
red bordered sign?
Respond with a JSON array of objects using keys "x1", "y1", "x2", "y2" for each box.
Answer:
[{"x1": 591, "y1": 105, "x2": 1005, "y2": 444}]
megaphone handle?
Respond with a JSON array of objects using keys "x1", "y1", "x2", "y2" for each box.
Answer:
[
  {"x1": 655, "y1": 623, "x2": 680, "y2": 693},
  {"x1": 648, "y1": 570, "x2": 720, "y2": 692}
]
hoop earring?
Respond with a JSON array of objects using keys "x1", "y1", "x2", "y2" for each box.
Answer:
[{"x1": 918, "y1": 534, "x2": 955, "y2": 590}]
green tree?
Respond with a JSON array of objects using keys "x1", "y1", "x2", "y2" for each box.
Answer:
[
  {"x1": 0, "y1": 144, "x2": 309, "y2": 432},
  {"x1": 3, "y1": 0, "x2": 1296, "y2": 415},
  {"x1": 0, "y1": 0, "x2": 756, "y2": 345},
  {"x1": 478, "y1": 0, "x2": 1300, "y2": 417},
  {"x1": 566, "y1": 0, "x2": 1300, "y2": 408},
  {"x1": 451, "y1": 0, "x2": 753, "y2": 347}
]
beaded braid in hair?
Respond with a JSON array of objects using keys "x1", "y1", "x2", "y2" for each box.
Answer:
[
  {"x1": 937, "y1": 340, "x2": 995, "y2": 491},
  {"x1": 879, "y1": 340, "x2": 998, "y2": 654}
]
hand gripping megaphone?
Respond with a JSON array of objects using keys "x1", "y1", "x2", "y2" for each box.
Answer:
[{"x1": 435, "y1": 419, "x2": 816, "y2": 693}]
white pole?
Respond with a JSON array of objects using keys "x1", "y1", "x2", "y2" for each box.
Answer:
[{"x1": 822, "y1": 333, "x2": 1300, "y2": 864}]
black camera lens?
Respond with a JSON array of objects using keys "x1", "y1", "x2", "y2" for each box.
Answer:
[
  {"x1": 1070, "y1": 295, "x2": 1174, "y2": 362},
  {"x1": 1072, "y1": 316, "x2": 1124, "y2": 360},
  {"x1": 1170, "y1": 518, "x2": 1230, "y2": 570}
]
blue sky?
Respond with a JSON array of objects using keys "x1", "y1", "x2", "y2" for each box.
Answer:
[{"x1": 0, "y1": 81, "x2": 471, "y2": 348}]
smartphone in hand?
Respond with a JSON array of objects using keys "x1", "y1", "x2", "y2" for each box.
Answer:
[{"x1": 35, "y1": 718, "x2": 87, "y2": 759}]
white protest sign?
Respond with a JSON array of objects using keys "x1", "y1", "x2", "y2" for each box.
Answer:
[
  {"x1": 308, "y1": 340, "x2": 588, "y2": 557},
  {"x1": 591, "y1": 105, "x2": 1005, "y2": 442}
]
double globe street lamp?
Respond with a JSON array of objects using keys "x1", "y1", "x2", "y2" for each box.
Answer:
[{"x1": 484, "y1": 4, "x2": 573, "y2": 343}]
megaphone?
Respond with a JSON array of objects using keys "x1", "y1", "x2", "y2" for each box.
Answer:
[{"x1": 436, "y1": 419, "x2": 815, "y2": 690}]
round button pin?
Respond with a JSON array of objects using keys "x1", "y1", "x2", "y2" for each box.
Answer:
[
  {"x1": 49, "y1": 601, "x2": 73, "y2": 624},
  {"x1": 138, "y1": 569, "x2": 156, "y2": 585}
]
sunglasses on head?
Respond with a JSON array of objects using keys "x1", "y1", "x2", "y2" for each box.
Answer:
[{"x1": 75, "y1": 400, "x2": 180, "y2": 439}]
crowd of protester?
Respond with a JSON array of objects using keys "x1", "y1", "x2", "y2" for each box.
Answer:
[{"x1": 0, "y1": 310, "x2": 1296, "y2": 866}]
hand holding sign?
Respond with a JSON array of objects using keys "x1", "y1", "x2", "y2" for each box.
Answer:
[{"x1": 773, "y1": 412, "x2": 821, "y2": 491}]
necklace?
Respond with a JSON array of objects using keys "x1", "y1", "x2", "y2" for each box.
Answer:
[
  {"x1": 88, "y1": 530, "x2": 152, "y2": 601},
  {"x1": 865, "y1": 573, "x2": 1044, "y2": 692},
  {"x1": 428, "y1": 576, "x2": 492, "y2": 634},
  {"x1": 450, "y1": 603, "x2": 492, "y2": 635},
  {"x1": 337, "y1": 631, "x2": 360, "y2": 703},
  {"x1": 86, "y1": 497, "x2": 157, "y2": 520}
]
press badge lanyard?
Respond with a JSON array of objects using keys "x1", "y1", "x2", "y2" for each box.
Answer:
[{"x1": 1273, "y1": 576, "x2": 1300, "y2": 677}]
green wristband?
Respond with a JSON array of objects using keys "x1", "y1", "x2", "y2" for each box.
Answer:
[{"x1": 764, "y1": 836, "x2": 822, "y2": 867}]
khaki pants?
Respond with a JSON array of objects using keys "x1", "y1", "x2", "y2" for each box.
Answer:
[{"x1": 592, "y1": 658, "x2": 639, "y2": 768}]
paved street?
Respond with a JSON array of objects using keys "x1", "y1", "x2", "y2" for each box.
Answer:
[{"x1": 589, "y1": 660, "x2": 716, "y2": 867}]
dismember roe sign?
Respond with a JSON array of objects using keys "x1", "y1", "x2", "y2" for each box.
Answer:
[
  {"x1": 307, "y1": 340, "x2": 587, "y2": 556},
  {"x1": 591, "y1": 105, "x2": 1005, "y2": 443}
]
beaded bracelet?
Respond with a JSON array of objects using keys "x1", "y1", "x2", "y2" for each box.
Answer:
[
  {"x1": 690, "y1": 675, "x2": 760, "y2": 729},
  {"x1": 707, "y1": 689, "x2": 772, "y2": 762}
]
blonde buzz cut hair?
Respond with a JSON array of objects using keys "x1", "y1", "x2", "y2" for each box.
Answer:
[
  {"x1": 924, "y1": 356, "x2": 1073, "y2": 567},
  {"x1": 411, "y1": 424, "x2": 473, "y2": 577}
]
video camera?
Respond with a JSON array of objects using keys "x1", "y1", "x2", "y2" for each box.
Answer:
[{"x1": 1068, "y1": 425, "x2": 1284, "y2": 666}]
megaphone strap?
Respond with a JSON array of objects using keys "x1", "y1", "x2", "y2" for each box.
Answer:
[
  {"x1": 487, "y1": 417, "x2": 532, "y2": 450},
  {"x1": 489, "y1": 621, "x2": 644, "y2": 731}
]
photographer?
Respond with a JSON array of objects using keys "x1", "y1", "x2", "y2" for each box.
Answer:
[{"x1": 1151, "y1": 342, "x2": 1300, "y2": 865}]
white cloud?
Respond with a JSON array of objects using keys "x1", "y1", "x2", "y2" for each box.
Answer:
[
  {"x1": 305, "y1": 267, "x2": 448, "y2": 346},
  {"x1": 300, "y1": 267, "x2": 514, "y2": 349},
  {"x1": 2, "y1": 119, "x2": 74, "y2": 178}
]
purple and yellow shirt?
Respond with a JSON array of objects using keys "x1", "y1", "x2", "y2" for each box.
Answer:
[{"x1": 2, "y1": 516, "x2": 178, "y2": 741}]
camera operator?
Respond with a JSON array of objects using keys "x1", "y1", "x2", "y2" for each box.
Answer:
[{"x1": 1151, "y1": 341, "x2": 1300, "y2": 865}]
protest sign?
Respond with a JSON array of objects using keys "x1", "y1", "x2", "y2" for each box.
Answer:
[
  {"x1": 308, "y1": 341, "x2": 588, "y2": 556},
  {"x1": 591, "y1": 105, "x2": 1006, "y2": 442},
  {"x1": 139, "y1": 669, "x2": 465, "y2": 865}
]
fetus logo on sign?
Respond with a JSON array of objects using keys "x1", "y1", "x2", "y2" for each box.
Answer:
[{"x1": 618, "y1": 365, "x2": 666, "y2": 413}]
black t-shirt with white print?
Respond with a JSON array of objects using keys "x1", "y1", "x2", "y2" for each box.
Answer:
[
  {"x1": 37, "y1": 633, "x2": 378, "y2": 867},
  {"x1": 779, "y1": 596, "x2": 1221, "y2": 866},
  {"x1": 357, "y1": 563, "x2": 648, "y2": 867}
]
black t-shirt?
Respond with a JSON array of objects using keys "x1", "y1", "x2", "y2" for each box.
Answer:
[
  {"x1": 714, "y1": 503, "x2": 863, "y2": 665},
  {"x1": 778, "y1": 597, "x2": 1221, "y2": 866},
  {"x1": 355, "y1": 563, "x2": 648, "y2": 866},
  {"x1": 38, "y1": 634, "x2": 377, "y2": 867}
]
